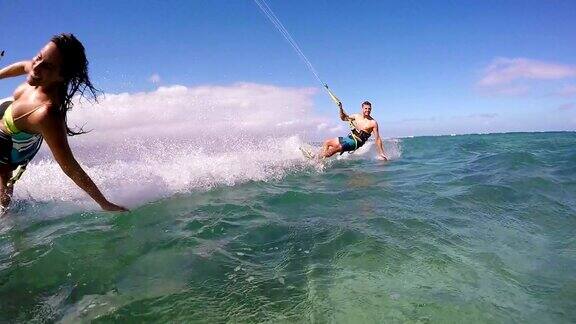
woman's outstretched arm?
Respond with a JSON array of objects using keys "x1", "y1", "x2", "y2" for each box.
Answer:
[{"x1": 39, "y1": 109, "x2": 128, "y2": 212}]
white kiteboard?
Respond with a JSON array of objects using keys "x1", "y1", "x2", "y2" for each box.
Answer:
[{"x1": 299, "y1": 145, "x2": 316, "y2": 160}]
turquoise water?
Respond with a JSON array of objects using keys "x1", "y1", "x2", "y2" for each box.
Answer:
[{"x1": 1, "y1": 132, "x2": 575, "y2": 322}]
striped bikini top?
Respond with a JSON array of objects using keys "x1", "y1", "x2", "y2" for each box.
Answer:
[
  {"x1": 2, "y1": 102, "x2": 44, "y2": 138},
  {"x1": 0, "y1": 100, "x2": 44, "y2": 174}
]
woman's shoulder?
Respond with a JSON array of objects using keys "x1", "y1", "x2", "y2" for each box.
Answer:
[
  {"x1": 13, "y1": 83, "x2": 29, "y2": 99},
  {"x1": 36, "y1": 102, "x2": 62, "y2": 121},
  {"x1": 19, "y1": 96, "x2": 61, "y2": 123},
  {"x1": 27, "y1": 87, "x2": 61, "y2": 115}
]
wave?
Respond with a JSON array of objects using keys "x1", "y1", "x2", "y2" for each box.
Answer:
[{"x1": 10, "y1": 84, "x2": 401, "y2": 213}]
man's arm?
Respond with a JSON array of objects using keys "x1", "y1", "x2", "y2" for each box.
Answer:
[
  {"x1": 372, "y1": 121, "x2": 388, "y2": 160},
  {"x1": 338, "y1": 102, "x2": 353, "y2": 121},
  {"x1": 0, "y1": 61, "x2": 30, "y2": 80}
]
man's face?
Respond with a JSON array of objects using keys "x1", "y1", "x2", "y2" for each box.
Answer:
[{"x1": 362, "y1": 104, "x2": 372, "y2": 117}]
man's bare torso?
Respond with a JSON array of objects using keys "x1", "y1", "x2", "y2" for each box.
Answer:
[{"x1": 350, "y1": 114, "x2": 376, "y2": 133}]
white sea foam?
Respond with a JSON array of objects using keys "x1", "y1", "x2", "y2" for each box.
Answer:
[
  {"x1": 11, "y1": 83, "x2": 401, "y2": 211},
  {"x1": 336, "y1": 138, "x2": 402, "y2": 160}
]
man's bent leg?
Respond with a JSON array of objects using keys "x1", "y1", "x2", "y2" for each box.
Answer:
[
  {"x1": 320, "y1": 138, "x2": 342, "y2": 158},
  {"x1": 318, "y1": 137, "x2": 340, "y2": 158},
  {"x1": 323, "y1": 145, "x2": 342, "y2": 158}
]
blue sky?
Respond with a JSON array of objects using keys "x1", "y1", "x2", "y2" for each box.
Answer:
[{"x1": 1, "y1": 0, "x2": 575, "y2": 136}]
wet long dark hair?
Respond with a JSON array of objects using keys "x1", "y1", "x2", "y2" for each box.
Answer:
[{"x1": 50, "y1": 33, "x2": 100, "y2": 136}]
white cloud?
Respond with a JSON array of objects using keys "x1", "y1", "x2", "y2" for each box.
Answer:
[
  {"x1": 329, "y1": 125, "x2": 345, "y2": 133},
  {"x1": 466, "y1": 113, "x2": 498, "y2": 119},
  {"x1": 556, "y1": 84, "x2": 576, "y2": 97},
  {"x1": 479, "y1": 58, "x2": 576, "y2": 87},
  {"x1": 477, "y1": 113, "x2": 498, "y2": 119},
  {"x1": 558, "y1": 103, "x2": 575, "y2": 111},
  {"x1": 148, "y1": 73, "x2": 161, "y2": 84},
  {"x1": 480, "y1": 85, "x2": 530, "y2": 96},
  {"x1": 477, "y1": 58, "x2": 576, "y2": 96},
  {"x1": 69, "y1": 82, "x2": 336, "y2": 145}
]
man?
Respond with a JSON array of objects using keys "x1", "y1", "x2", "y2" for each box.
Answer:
[{"x1": 320, "y1": 101, "x2": 387, "y2": 160}]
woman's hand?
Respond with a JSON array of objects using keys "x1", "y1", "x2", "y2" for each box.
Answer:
[
  {"x1": 100, "y1": 201, "x2": 129, "y2": 212},
  {"x1": 39, "y1": 113, "x2": 129, "y2": 213}
]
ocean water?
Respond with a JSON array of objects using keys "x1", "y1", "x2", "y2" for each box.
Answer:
[
  {"x1": 0, "y1": 87, "x2": 575, "y2": 322},
  {"x1": 0, "y1": 131, "x2": 574, "y2": 323}
]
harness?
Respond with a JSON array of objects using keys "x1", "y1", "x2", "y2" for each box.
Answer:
[{"x1": 345, "y1": 119, "x2": 371, "y2": 152}]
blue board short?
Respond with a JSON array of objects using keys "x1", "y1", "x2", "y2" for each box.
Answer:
[{"x1": 338, "y1": 135, "x2": 357, "y2": 152}]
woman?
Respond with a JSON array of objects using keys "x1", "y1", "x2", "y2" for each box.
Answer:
[{"x1": 0, "y1": 34, "x2": 127, "y2": 212}]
